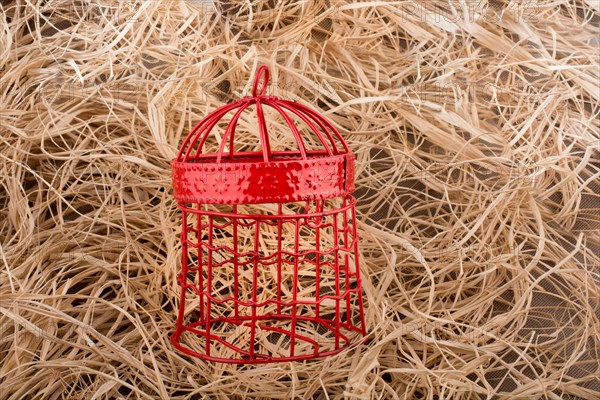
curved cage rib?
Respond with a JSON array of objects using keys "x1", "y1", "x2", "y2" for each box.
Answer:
[
  {"x1": 170, "y1": 65, "x2": 367, "y2": 363},
  {"x1": 176, "y1": 65, "x2": 347, "y2": 163}
]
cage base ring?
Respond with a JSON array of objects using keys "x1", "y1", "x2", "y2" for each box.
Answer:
[{"x1": 170, "y1": 314, "x2": 365, "y2": 364}]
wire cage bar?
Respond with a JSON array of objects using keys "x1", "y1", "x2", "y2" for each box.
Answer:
[{"x1": 170, "y1": 65, "x2": 366, "y2": 363}]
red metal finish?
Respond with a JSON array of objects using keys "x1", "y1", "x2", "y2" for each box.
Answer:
[
  {"x1": 171, "y1": 153, "x2": 354, "y2": 204},
  {"x1": 171, "y1": 65, "x2": 366, "y2": 363}
]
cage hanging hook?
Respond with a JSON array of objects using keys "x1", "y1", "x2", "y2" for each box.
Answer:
[{"x1": 252, "y1": 65, "x2": 270, "y2": 97}]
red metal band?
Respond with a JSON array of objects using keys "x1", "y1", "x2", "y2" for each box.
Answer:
[{"x1": 172, "y1": 153, "x2": 355, "y2": 204}]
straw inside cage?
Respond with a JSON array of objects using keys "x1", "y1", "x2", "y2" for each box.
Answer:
[{"x1": 173, "y1": 196, "x2": 366, "y2": 362}]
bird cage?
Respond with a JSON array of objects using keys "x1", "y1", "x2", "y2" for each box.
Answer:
[{"x1": 170, "y1": 66, "x2": 366, "y2": 363}]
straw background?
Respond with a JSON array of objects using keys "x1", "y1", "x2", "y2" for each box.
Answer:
[{"x1": 1, "y1": 0, "x2": 599, "y2": 399}]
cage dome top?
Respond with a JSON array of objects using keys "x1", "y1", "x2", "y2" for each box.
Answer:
[{"x1": 171, "y1": 65, "x2": 355, "y2": 205}]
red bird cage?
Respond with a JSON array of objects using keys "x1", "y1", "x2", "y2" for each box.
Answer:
[{"x1": 170, "y1": 66, "x2": 367, "y2": 363}]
